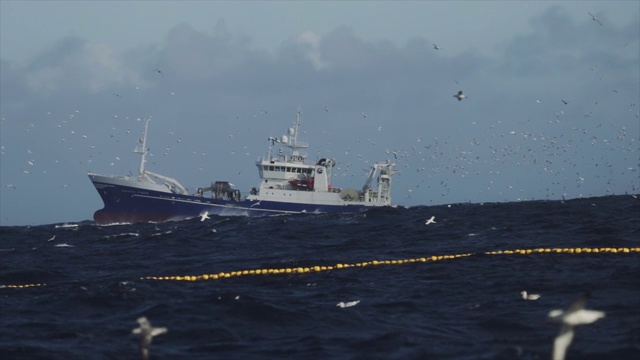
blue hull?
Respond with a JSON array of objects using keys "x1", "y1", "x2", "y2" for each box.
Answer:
[{"x1": 91, "y1": 179, "x2": 368, "y2": 224}]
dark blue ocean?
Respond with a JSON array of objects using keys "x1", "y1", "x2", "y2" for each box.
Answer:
[{"x1": 1, "y1": 195, "x2": 639, "y2": 360}]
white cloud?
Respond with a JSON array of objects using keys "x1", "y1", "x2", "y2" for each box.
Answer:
[
  {"x1": 21, "y1": 38, "x2": 149, "y2": 95},
  {"x1": 294, "y1": 30, "x2": 326, "y2": 69}
]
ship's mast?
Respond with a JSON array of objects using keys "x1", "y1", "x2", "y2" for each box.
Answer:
[
  {"x1": 265, "y1": 109, "x2": 308, "y2": 162},
  {"x1": 134, "y1": 118, "x2": 150, "y2": 178},
  {"x1": 289, "y1": 109, "x2": 304, "y2": 156},
  {"x1": 281, "y1": 108, "x2": 308, "y2": 159}
]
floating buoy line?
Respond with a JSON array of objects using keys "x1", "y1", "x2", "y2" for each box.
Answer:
[
  {"x1": 0, "y1": 283, "x2": 47, "y2": 289},
  {"x1": 144, "y1": 246, "x2": 639, "y2": 282},
  {"x1": 2, "y1": 247, "x2": 638, "y2": 289}
]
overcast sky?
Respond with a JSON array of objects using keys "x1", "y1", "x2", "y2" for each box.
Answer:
[{"x1": 1, "y1": 1, "x2": 638, "y2": 226}]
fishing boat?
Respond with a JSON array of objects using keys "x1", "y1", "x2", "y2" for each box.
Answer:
[{"x1": 88, "y1": 111, "x2": 396, "y2": 224}]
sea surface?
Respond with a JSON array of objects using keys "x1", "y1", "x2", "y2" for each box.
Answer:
[{"x1": 1, "y1": 195, "x2": 639, "y2": 360}]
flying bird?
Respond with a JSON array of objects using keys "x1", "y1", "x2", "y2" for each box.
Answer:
[
  {"x1": 153, "y1": 68, "x2": 164, "y2": 77},
  {"x1": 425, "y1": 216, "x2": 436, "y2": 225},
  {"x1": 454, "y1": 91, "x2": 466, "y2": 101},
  {"x1": 131, "y1": 317, "x2": 167, "y2": 360},
  {"x1": 561, "y1": 99, "x2": 569, "y2": 105},
  {"x1": 200, "y1": 211, "x2": 210, "y2": 222},
  {"x1": 521, "y1": 290, "x2": 541, "y2": 300},
  {"x1": 433, "y1": 43, "x2": 442, "y2": 50},
  {"x1": 548, "y1": 293, "x2": 605, "y2": 360},
  {"x1": 588, "y1": 12, "x2": 603, "y2": 26}
]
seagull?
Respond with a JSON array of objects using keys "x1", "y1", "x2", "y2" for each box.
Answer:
[
  {"x1": 153, "y1": 68, "x2": 164, "y2": 77},
  {"x1": 425, "y1": 216, "x2": 436, "y2": 225},
  {"x1": 337, "y1": 300, "x2": 360, "y2": 308},
  {"x1": 453, "y1": 91, "x2": 466, "y2": 101},
  {"x1": 433, "y1": 43, "x2": 442, "y2": 50},
  {"x1": 200, "y1": 211, "x2": 210, "y2": 222},
  {"x1": 47, "y1": 235, "x2": 56, "y2": 242},
  {"x1": 588, "y1": 12, "x2": 603, "y2": 26},
  {"x1": 548, "y1": 293, "x2": 605, "y2": 360},
  {"x1": 131, "y1": 317, "x2": 167, "y2": 360},
  {"x1": 521, "y1": 290, "x2": 541, "y2": 300},
  {"x1": 561, "y1": 99, "x2": 569, "y2": 105}
]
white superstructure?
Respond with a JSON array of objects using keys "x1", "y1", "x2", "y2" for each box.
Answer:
[{"x1": 246, "y1": 110, "x2": 395, "y2": 207}]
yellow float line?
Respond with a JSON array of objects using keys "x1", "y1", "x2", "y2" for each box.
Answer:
[
  {"x1": 141, "y1": 247, "x2": 640, "y2": 282},
  {"x1": 2, "y1": 248, "x2": 637, "y2": 288},
  {"x1": 0, "y1": 283, "x2": 47, "y2": 289}
]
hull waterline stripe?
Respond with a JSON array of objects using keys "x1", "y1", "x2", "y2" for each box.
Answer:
[{"x1": 131, "y1": 194, "x2": 301, "y2": 214}]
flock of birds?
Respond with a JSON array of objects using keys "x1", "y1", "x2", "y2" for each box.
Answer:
[
  {"x1": 130, "y1": 292, "x2": 605, "y2": 360},
  {"x1": 0, "y1": 11, "x2": 628, "y2": 359},
  {"x1": 306, "y1": 11, "x2": 635, "y2": 204},
  {"x1": 2, "y1": 11, "x2": 636, "y2": 214}
]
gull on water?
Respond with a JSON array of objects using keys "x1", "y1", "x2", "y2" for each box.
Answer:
[
  {"x1": 200, "y1": 211, "x2": 210, "y2": 222},
  {"x1": 548, "y1": 293, "x2": 605, "y2": 360},
  {"x1": 521, "y1": 290, "x2": 541, "y2": 300},
  {"x1": 453, "y1": 91, "x2": 466, "y2": 101},
  {"x1": 337, "y1": 300, "x2": 360, "y2": 308},
  {"x1": 425, "y1": 216, "x2": 436, "y2": 225},
  {"x1": 131, "y1": 317, "x2": 167, "y2": 360}
]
